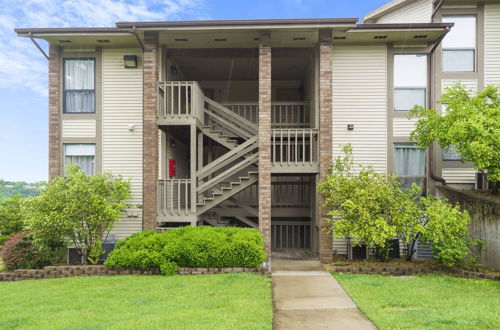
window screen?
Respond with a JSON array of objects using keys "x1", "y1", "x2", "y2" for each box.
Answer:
[
  {"x1": 64, "y1": 144, "x2": 95, "y2": 175},
  {"x1": 64, "y1": 59, "x2": 95, "y2": 113}
]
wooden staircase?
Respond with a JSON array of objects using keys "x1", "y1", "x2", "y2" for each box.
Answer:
[{"x1": 196, "y1": 96, "x2": 259, "y2": 217}]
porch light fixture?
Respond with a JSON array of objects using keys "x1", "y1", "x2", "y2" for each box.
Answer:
[
  {"x1": 347, "y1": 124, "x2": 354, "y2": 131},
  {"x1": 123, "y1": 55, "x2": 137, "y2": 68}
]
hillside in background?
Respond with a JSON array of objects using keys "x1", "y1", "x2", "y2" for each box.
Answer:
[{"x1": 0, "y1": 179, "x2": 43, "y2": 200}]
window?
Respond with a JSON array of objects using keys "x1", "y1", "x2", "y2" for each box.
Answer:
[
  {"x1": 394, "y1": 143, "x2": 426, "y2": 191},
  {"x1": 394, "y1": 54, "x2": 427, "y2": 111},
  {"x1": 443, "y1": 145, "x2": 462, "y2": 161},
  {"x1": 64, "y1": 59, "x2": 95, "y2": 113},
  {"x1": 442, "y1": 16, "x2": 476, "y2": 72},
  {"x1": 64, "y1": 144, "x2": 95, "y2": 175}
]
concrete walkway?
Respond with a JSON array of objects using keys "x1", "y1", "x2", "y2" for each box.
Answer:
[{"x1": 272, "y1": 260, "x2": 376, "y2": 330}]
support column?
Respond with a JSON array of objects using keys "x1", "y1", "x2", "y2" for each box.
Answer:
[
  {"x1": 48, "y1": 45, "x2": 62, "y2": 179},
  {"x1": 318, "y1": 30, "x2": 333, "y2": 263},
  {"x1": 258, "y1": 32, "x2": 272, "y2": 256},
  {"x1": 142, "y1": 32, "x2": 160, "y2": 230}
]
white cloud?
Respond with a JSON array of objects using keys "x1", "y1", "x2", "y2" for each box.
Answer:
[{"x1": 0, "y1": 0, "x2": 207, "y2": 96}]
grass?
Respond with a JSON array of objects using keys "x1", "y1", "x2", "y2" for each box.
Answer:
[
  {"x1": 0, "y1": 273, "x2": 272, "y2": 329},
  {"x1": 334, "y1": 273, "x2": 500, "y2": 329}
]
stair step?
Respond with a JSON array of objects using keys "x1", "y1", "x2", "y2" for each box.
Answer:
[
  {"x1": 229, "y1": 181, "x2": 242, "y2": 185},
  {"x1": 248, "y1": 171, "x2": 258, "y2": 175}
]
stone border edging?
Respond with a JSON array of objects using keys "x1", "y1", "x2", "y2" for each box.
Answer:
[
  {"x1": 0, "y1": 265, "x2": 269, "y2": 282},
  {"x1": 330, "y1": 265, "x2": 500, "y2": 281}
]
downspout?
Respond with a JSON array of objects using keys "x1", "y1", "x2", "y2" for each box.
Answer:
[
  {"x1": 426, "y1": 26, "x2": 451, "y2": 186},
  {"x1": 131, "y1": 25, "x2": 144, "y2": 51},
  {"x1": 28, "y1": 32, "x2": 49, "y2": 60}
]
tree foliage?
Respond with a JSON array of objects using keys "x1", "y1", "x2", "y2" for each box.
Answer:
[
  {"x1": 22, "y1": 165, "x2": 131, "y2": 264},
  {"x1": 409, "y1": 84, "x2": 500, "y2": 182},
  {"x1": 0, "y1": 195, "x2": 24, "y2": 245},
  {"x1": 318, "y1": 144, "x2": 480, "y2": 267}
]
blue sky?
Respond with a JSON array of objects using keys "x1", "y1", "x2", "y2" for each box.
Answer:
[{"x1": 0, "y1": 0, "x2": 388, "y2": 182}]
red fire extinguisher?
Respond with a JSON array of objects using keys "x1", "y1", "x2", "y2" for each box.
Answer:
[{"x1": 169, "y1": 159, "x2": 176, "y2": 177}]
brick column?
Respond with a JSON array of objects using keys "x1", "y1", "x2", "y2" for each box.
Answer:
[
  {"x1": 142, "y1": 32, "x2": 159, "y2": 230},
  {"x1": 318, "y1": 30, "x2": 333, "y2": 263},
  {"x1": 258, "y1": 33, "x2": 272, "y2": 255},
  {"x1": 48, "y1": 45, "x2": 62, "y2": 179}
]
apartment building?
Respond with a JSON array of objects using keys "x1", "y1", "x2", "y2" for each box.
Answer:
[{"x1": 15, "y1": 0, "x2": 500, "y2": 262}]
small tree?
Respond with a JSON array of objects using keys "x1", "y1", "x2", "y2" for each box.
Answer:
[
  {"x1": 0, "y1": 195, "x2": 24, "y2": 245},
  {"x1": 318, "y1": 144, "x2": 480, "y2": 266},
  {"x1": 409, "y1": 84, "x2": 500, "y2": 182},
  {"x1": 318, "y1": 145, "x2": 423, "y2": 259},
  {"x1": 23, "y1": 165, "x2": 130, "y2": 264}
]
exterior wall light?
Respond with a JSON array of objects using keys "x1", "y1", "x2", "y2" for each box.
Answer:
[
  {"x1": 347, "y1": 124, "x2": 354, "y2": 131},
  {"x1": 123, "y1": 55, "x2": 137, "y2": 68}
]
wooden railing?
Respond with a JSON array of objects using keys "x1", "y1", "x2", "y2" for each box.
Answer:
[
  {"x1": 158, "y1": 81, "x2": 204, "y2": 122},
  {"x1": 232, "y1": 181, "x2": 311, "y2": 208},
  {"x1": 223, "y1": 102, "x2": 311, "y2": 128},
  {"x1": 158, "y1": 179, "x2": 192, "y2": 216},
  {"x1": 271, "y1": 129, "x2": 318, "y2": 165},
  {"x1": 272, "y1": 221, "x2": 311, "y2": 249}
]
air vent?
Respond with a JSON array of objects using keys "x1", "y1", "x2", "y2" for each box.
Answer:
[
  {"x1": 333, "y1": 36, "x2": 347, "y2": 40},
  {"x1": 254, "y1": 37, "x2": 260, "y2": 41},
  {"x1": 175, "y1": 38, "x2": 188, "y2": 42},
  {"x1": 293, "y1": 37, "x2": 306, "y2": 41},
  {"x1": 214, "y1": 38, "x2": 227, "y2": 42},
  {"x1": 414, "y1": 35, "x2": 428, "y2": 39},
  {"x1": 374, "y1": 35, "x2": 387, "y2": 39},
  {"x1": 58, "y1": 40, "x2": 72, "y2": 43},
  {"x1": 97, "y1": 39, "x2": 110, "y2": 43}
]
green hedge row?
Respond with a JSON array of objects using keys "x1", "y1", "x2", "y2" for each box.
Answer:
[{"x1": 104, "y1": 226, "x2": 267, "y2": 275}]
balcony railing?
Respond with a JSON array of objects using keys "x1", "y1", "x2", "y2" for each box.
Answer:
[
  {"x1": 223, "y1": 102, "x2": 311, "y2": 128},
  {"x1": 158, "y1": 179, "x2": 192, "y2": 216},
  {"x1": 271, "y1": 128, "x2": 318, "y2": 166},
  {"x1": 158, "y1": 81, "x2": 204, "y2": 122}
]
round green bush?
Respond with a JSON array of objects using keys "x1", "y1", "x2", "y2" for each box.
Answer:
[
  {"x1": 160, "y1": 261, "x2": 178, "y2": 276},
  {"x1": 105, "y1": 226, "x2": 267, "y2": 271}
]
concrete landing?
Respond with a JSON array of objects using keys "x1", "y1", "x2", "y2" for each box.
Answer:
[{"x1": 272, "y1": 260, "x2": 376, "y2": 330}]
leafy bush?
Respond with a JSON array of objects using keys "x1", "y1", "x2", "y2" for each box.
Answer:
[
  {"x1": 318, "y1": 144, "x2": 482, "y2": 267},
  {"x1": 105, "y1": 227, "x2": 267, "y2": 275},
  {"x1": 160, "y1": 261, "x2": 178, "y2": 276},
  {"x1": 0, "y1": 233, "x2": 65, "y2": 270},
  {"x1": 0, "y1": 195, "x2": 24, "y2": 246},
  {"x1": 23, "y1": 165, "x2": 131, "y2": 264}
]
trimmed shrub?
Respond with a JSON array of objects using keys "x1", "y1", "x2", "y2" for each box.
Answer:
[
  {"x1": 0, "y1": 232, "x2": 65, "y2": 270},
  {"x1": 105, "y1": 226, "x2": 267, "y2": 274},
  {"x1": 160, "y1": 261, "x2": 178, "y2": 276}
]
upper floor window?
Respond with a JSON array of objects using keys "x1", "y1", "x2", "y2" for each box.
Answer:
[
  {"x1": 394, "y1": 143, "x2": 426, "y2": 192},
  {"x1": 394, "y1": 54, "x2": 427, "y2": 111},
  {"x1": 64, "y1": 144, "x2": 95, "y2": 175},
  {"x1": 442, "y1": 15, "x2": 476, "y2": 72},
  {"x1": 64, "y1": 59, "x2": 95, "y2": 113},
  {"x1": 443, "y1": 145, "x2": 462, "y2": 161}
]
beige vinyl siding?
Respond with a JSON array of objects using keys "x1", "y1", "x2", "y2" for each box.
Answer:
[
  {"x1": 333, "y1": 239, "x2": 348, "y2": 256},
  {"x1": 393, "y1": 118, "x2": 418, "y2": 137},
  {"x1": 484, "y1": 4, "x2": 500, "y2": 86},
  {"x1": 376, "y1": 0, "x2": 432, "y2": 23},
  {"x1": 102, "y1": 48, "x2": 143, "y2": 240},
  {"x1": 62, "y1": 119, "x2": 96, "y2": 138},
  {"x1": 332, "y1": 45, "x2": 387, "y2": 173},
  {"x1": 442, "y1": 168, "x2": 476, "y2": 184},
  {"x1": 441, "y1": 79, "x2": 478, "y2": 94}
]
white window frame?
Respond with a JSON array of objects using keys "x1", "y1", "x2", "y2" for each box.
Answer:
[
  {"x1": 441, "y1": 15, "x2": 476, "y2": 73},
  {"x1": 64, "y1": 143, "x2": 96, "y2": 175},
  {"x1": 393, "y1": 54, "x2": 428, "y2": 111}
]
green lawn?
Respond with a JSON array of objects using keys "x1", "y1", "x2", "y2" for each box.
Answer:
[
  {"x1": 0, "y1": 273, "x2": 272, "y2": 329},
  {"x1": 334, "y1": 273, "x2": 500, "y2": 329}
]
